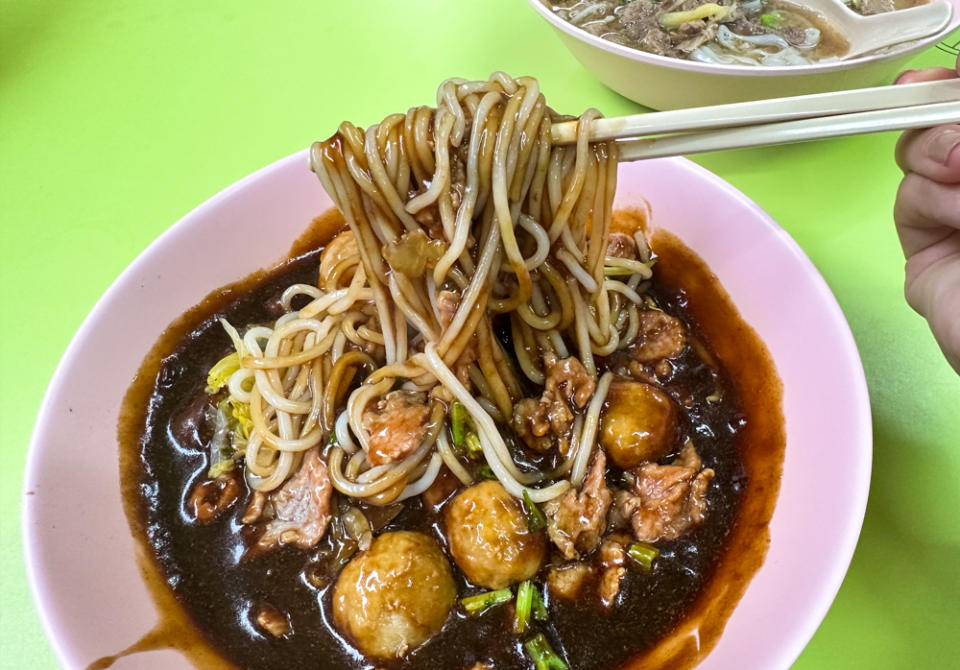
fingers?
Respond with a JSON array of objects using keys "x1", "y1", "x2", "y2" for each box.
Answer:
[
  {"x1": 894, "y1": 174, "x2": 960, "y2": 257},
  {"x1": 892, "y1": 65, "x2": 960, "y2": 373},
  {"x1": 903, "y1": 248, "x2": 960, "y2": 374},
  {"x1": 894, "y1": 67, "x2": 958, "y2": 85},
  {"x1": 895, "y1": 125, "x2": 960, "y2": 183},
  {"x1": 893, "y1": 66, "x2": 960, "y2": 181}
]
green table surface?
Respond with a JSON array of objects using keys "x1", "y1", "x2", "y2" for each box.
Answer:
[{"x1": 2, "y1": 1, "x2": 959, "y2": 668}]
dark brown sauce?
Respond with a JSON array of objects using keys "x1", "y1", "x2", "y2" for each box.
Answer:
[
  {"x1": 114, "y1": 207, "x2": 784, "y2": 670},
  {"x1": 611, "y1": 211, "x2": 785, "y2": 669}
]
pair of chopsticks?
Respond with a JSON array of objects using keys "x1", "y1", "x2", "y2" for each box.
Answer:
[{"x1": 550, "y1": 79, "x2": 960, "y2": 160}]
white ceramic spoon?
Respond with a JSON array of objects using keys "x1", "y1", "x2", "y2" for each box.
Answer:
[{"x1": 797, "y1": 0, "x2": 954, "y2": 59}]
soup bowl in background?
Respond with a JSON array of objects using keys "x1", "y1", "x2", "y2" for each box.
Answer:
[{"x1": 527, "y1": 0, "x2": 960, "y2": 109}]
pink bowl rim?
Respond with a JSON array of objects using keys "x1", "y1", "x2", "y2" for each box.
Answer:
[
  {"x1": 21, "y1": 151, "x2": 304, "y2": 668},
  {"x1": 526, "y1": 0, "x2": 959, "y2": 77},
  {"x1": 661, "y1": 157, "x2": 873, "y2": 668},
  {"x1": 21, "y1": 149, "x2": 873, "y2": 669}
]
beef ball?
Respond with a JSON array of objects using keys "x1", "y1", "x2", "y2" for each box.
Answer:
[
  {"x1": 445, "y1": 480, "x2": 546, "y2": 589},
  {"x1": 332, "y1": 531, "x2": 455, "y2": 659},
  {"x1": 599, "y1": 380, "x2": 677, "y2": 468}
]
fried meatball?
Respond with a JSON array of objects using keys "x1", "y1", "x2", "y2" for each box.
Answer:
[
  {"x1": 445, "y1": 481, "x2": 546, "y2": 589},
  {"x1": 332, "y1": 531, "x2": 455, "y2": 659},
  {"x1": 600, "y1": 380, "x2": 677, "y2": 468}
]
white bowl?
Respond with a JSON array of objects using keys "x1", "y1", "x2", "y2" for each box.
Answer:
[
  {"x1": 527, "y1": 0, "x2": 960, "y2": 109},
  {"x1": 23, "y1": 151, "x2": 871, "y2": 668}
]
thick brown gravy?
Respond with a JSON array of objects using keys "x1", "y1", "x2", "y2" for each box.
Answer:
[{"x1": 111, "y1": 207, "x2": 784, "y2": 670}]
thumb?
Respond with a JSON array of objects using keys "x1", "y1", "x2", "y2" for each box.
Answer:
[{"x1": 905, "y1": 249, "x2": 960, "y2": 374}]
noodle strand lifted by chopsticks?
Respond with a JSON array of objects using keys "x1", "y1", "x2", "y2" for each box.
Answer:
[{"x1": 215, "y1": 73, "x2": 656, "y2": 504}]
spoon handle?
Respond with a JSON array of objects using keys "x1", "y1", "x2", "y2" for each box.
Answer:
[{"x1": 851, "y1": 1, "x2": 954, "y2": 56}]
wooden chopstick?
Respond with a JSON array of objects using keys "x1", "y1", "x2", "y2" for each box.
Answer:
[
  {"x1": 614, "y1": 99, "x2": 960, "y2": 161},
  {"x1": 550, "y1": 79, "x2": 960, "y2": 145}
]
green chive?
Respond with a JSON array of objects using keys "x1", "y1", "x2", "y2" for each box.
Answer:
[
  {"x1": 478, "y1": 464, "x2": 497, "y2": 480},
  {"x1": 531, "y1": 583, "x2": 548, "y2": 621},
  {"x1": 464, "y1": 432, "x2": 483, "y2": 459},
  {"x1": 328, "y1": 431, "x2": 339, "y2": 445},
  {"x1": 628, "y1": 542, "x2": 659, "y2": 570},
  {"x1": 522, "y1": 490, "x2": 547, "y2": 532},
  {"x1": 461, "y1": 588, "x2": 513, "y2": 615},
  {"x1": 760, "y1": 11, "x2": 784, "y2": 27},
  {"x1": 524, "y1": 633, "x2": 568, "y2": 670},
  {"x1": 515, "y1": 580, "x2": 534, "y2": 633}
]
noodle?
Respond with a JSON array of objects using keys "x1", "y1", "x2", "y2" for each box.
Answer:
[{"x1": 212, "y1": 73, "x2": 659, "y2": 505}]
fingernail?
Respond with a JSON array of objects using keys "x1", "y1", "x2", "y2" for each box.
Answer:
[{"x1": 928, "y1": 128, "x2": 960, "y2": 164}]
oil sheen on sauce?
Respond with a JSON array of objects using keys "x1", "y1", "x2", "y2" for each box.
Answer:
[{"x1": 108, "y1": 207, "x2": 785, "y2": 670}]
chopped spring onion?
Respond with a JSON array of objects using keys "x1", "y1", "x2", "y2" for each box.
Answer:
[
  {"x1": 660, "y1": 3, "x2": 731, "y2": 30},
  {"x1": 522, "y1": 490, "x2": 547, "y2": 532},
  {"x1": 760, "y1": 10, "x2": 785, "y2": 27},
  {"x1": 515, "y1": 580, "x2": 548, "y2": 632},
  {"x1": 478, "y1": 464, "x2": 497, "y2": 480},
  {"x1": 524, "y1": 633, "x2": 568, "y2": 670},
  {"x1": 515, "y1": 580, "x2": 534, "y2": 633},
  {"x1": 461, "y1": 588, "x2": 513, "y2": 615},
  {"x1": 532, "y1": 583, "x2": 548, "y2": 621},
  {"x1": 451, "y1": 401, "x2": 472, "y2": 446},
  {"x1": 463, "y1": 432, "x2": 483, "y2": 459},
  {"x1": 328, "y1": 431, "x2": 339, "y2": 445},
  {"x1": 205, "y1": 352, "x2": 240, "y2": 394},
  {"x1": 628, "y1": 542, "x2": 660, "y2": 570}
]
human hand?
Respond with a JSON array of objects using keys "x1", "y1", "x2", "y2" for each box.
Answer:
[{"x1": 893, "y1": 66, "x2": 960, "y2": 373}]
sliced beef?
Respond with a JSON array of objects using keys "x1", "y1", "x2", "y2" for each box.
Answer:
[
  {"x1": 606, "y1": 231, "x2": 638, "y2": 259},
  {"x1": 779, "y1": 25, "x2": 807, "y2": 46},
  {"x1": 547, "y1": 562, "x2": 592, "y2": 600},
  {"x1": 629, "y1": 308, "x2": 687, "y2": 362},
  {"x1": 511, "y1": 353, "x2": 595, "y2": 454},
  {"x1": 436, "y1": 290, "x2": 460, "y2": 329},
  {"x1": 639, "y1": 27, "x2": 675, "y2": 57},
  {"x1": 620, "y1": 0, "x2": 660, "y2": 41},
  {"x1": 598, "y1": 535, "x2": 629, "y2": 608},
  {"x1": 543, "y1": 451, "x2": 612, "y2": 560},
  {"x1": 676, "y1": 22, "x2": 718, "y2": 53},
  {"x1": 257, "y1": 447, "x2": 333, "y2": 550},
  {"x1": 255, "y1": 603, "x2": 292, "y2": 638},
  {"x1": 362, "y1": 390, "x2": 431, "y2": 465},
  {"x1": 614, "y1": 442, "x2": 714, "y2": 542},
  {"x1": 727, "y1": 16, "x2": 767, "y2": 35}
]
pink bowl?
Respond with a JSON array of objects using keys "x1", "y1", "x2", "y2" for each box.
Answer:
[{"x1": 23, "y1": 151, "x2": 871, "y2": 669}]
